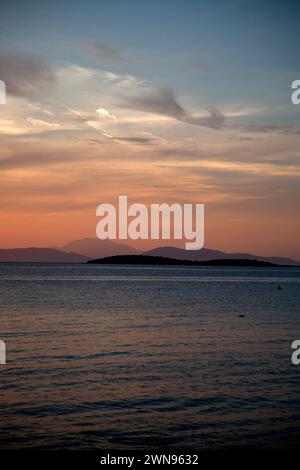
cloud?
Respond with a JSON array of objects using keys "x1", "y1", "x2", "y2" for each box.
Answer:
[
  {"x1": 85, "y1": 41, "x2": 125, "y2": 64},
  {"x1": 96, "y1": 108, "x2": 116, "y2": 120},
  {"x1": 27, "y1": 103, "x2": 54, "y2": 116},
  {"x1": 184, "y1": 107, "x2": 225, "y2": 129},
  {"x1": 243, "y1": 124, "x2": 300, "y2": 135},
  {"x1": 121, "y1": 87, "x2": 185, "y2": 118},
  {"x1": 110, "y1": 136, "x2": 157, "y2": 145},
  {"x1": 0, "y1": 140, "x2": 107, "y2": 170},
  {"x1": 0, "y1": 51, "x2": 56, "y2": 100},
  {"x1": 64, "y1": 109, "x2": 99, "y2": 124},
  {"x1": 158, "y1": 146, "x2": 201, "y2": 158},
  {"x1": 27, "y1": 117, "x2": 60, "y2": 129},
  {"x1": 102, "y1": 131, "x2": 158, "y2": 145},
  {"x1": 120, "y1": 87, "x2": 225, "y2": 129}
]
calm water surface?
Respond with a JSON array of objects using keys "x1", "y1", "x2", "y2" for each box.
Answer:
[{"x1": 0, "y1": 263, "x2": 299, "y2": 450}]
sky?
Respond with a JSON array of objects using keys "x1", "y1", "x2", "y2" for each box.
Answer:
[{"x1": 0, "y1": 0, "x2": 300, "y2": 258}]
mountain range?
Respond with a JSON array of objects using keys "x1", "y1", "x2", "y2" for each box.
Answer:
[
  {"x1": 144, "y1": 246, "x2": 299, "y2": 266},
  {"x1": 62, "y1": 237, "x2": 139, "y2": 258},
  {"x1": 0, "y1": 247, "x2": 88, "y2": 263},
  {"x1": 0, "y1": 238, "x2": 298, "y2": 265}
]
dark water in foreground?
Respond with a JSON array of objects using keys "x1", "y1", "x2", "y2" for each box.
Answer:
[{"x1": 0, "y1": 263, "x2": 299, "y2": 450}]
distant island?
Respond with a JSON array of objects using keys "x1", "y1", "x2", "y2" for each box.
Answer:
[{"x1": 87, "y1": 255, "x2": 279, "y2": 267}]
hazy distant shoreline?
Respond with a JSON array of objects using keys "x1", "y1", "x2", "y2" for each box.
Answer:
[{"x1": 0, "y1": 240, "x2": 299, "y2": 265}]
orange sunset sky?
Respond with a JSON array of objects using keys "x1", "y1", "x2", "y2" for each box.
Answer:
[{"x1": 0, "y1": 1, "x2": 299, "y2": 259}]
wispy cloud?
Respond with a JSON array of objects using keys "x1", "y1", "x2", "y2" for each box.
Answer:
[
  {"x1": 0, "y1": 51, "x2": 56, "y2": 100},
  {"x1": 27, "y1": 117, "x2": 61, "y2": 129},
  {"x1": 96, "y1": 108, "x2": 116, "y2": 120},
  {"x1": 119, "y1": 87, "x2": 225, "y2": 129},
  {"x1": 85, "y1": 41, "x2": 126, "y2": 64},
  {"x1": 103, "y1": 132, "x2": 158, "y2": 145},
  {"x1": 242, "y1": 124, "x2": 300, "y2": 135}
]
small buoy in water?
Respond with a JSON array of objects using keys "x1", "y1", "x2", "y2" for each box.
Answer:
[
  {"x1": 239, "y1": 314, "x2": 245, "y2": 318},
  {"x1": 278, "y1": 285, "x2": 282, "y2": 290}
]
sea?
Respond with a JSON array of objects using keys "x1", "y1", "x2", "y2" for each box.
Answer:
[{"x1": 0, "y1": 263, "x2": 299, "y2": 450}]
